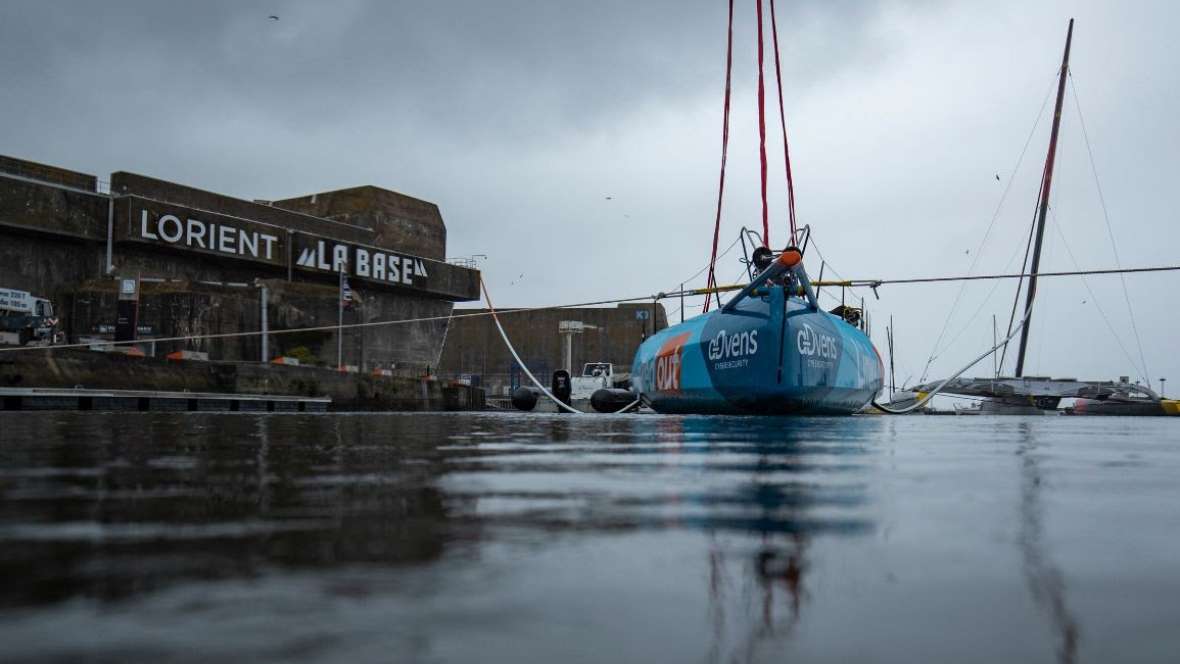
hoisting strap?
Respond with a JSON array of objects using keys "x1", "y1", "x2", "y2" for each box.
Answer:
[
  {"x1": 768, "y1": 0, "x2": 798, "y2": 242},
  {"x1": 756, "y1": 0, "x2": 770, "y2": 248},
  {"x1": 704, "y1": 0, "x2": 736, "y2": 313}
]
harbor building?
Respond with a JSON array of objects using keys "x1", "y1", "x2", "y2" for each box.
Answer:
[{"x1": 0, "y1": 155, "x2": 480, "y2": 371}]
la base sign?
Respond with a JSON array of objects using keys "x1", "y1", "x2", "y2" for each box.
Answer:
[{"x1": 293, "y1": 237, "x2": 428, "y2": 287}]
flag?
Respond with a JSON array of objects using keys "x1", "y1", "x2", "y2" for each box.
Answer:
[{"x1": 341, "y1": 274, "x2": 354, "y2": 309}]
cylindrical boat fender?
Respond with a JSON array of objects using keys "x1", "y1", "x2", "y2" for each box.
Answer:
[
  {"x1": 511, "y1": 386, "x2": 542, "y2": 411},
  {"x1": 591, "y1": 388, "x2": 638, "y2": 413}
]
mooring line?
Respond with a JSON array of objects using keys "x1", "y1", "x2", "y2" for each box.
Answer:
[
  {"x1": 479, "y1": 277, "x2": 584, "y2": 414},
  {"x1": 0, "y1": 293, "x2": 657, "y2": 355},
  {"x1": 808, "y1": 264, "x2": 1180, "y2": 288},
  {"x1": 479, "y1": 278, "x2": 640, "y2": 415},
  {"x1": 2, "y1": 264, "x2": 1175, "y2": 356}
]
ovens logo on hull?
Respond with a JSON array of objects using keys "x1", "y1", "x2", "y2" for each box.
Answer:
[
  {"x1": 707, "y1": 328, "x2": 758, "y2": 371},
  {"x1": 797, "y1": 323, "x2": 838, "y2": 361},
  {"x1": 708, "y1": 329, "x2": 758, "y2": 360}
]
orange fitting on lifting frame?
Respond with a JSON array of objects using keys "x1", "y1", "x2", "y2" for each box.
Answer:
[{"x1": 776, "y1": 247, "x2": 802, "y2": 268}]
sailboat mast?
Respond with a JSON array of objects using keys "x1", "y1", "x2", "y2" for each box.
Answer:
[{"x1": 1015, "y1": 18, "x2": 1074, "y2": 378}]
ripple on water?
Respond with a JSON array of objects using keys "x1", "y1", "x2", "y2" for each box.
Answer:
[{"x1": 0, "y1": 412, "x2": 1178, "y2": 663}]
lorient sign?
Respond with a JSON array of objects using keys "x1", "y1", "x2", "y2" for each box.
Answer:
[
  {"x1": 293, "y1": 236, "x2": 428, "y2": 286},
  {"x1": 116, "y1": 197, "x2": 471, "y2": 299},
  {"x1": 124, "y1": 201, "x2": 287, "y2": 268},
  {"x1": 137, "y1": 210, "x2": 281, "y2": 262}
]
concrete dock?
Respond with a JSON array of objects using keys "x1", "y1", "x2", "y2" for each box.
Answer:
[{"x1": 0, "y1": 387, "x2": 329, "y2": 412}]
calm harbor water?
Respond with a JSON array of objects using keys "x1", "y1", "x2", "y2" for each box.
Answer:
[{"x1": 1, "y1": 411, "x2": 1178, "y2": 663}]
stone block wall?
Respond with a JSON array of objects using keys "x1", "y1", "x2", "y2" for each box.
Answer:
[{"x1": 274, "y1": 186, "x2": 447, "y2": 261}]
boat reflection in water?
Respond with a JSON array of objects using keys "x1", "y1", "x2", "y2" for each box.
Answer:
[{"x1": 645, "y1": 416, "x2": 872, "y2": 661}]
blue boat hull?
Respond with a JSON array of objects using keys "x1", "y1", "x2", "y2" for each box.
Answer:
[{"x1": 631, "y1": 285, "x2": 882, "y2": 415}]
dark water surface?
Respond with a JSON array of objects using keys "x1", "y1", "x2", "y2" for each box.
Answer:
[{"x1": 1, "y1": 412, "x2": 1178, "y2": 663}]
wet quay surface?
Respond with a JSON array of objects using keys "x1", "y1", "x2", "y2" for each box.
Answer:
[{"x1": 0, "y1": 412, "x2": 1178, "y2": 662}]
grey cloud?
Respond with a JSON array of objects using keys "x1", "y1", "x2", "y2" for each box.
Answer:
[{"x1": 1, "y1": 0, "x2": 1177, "y2": 390}]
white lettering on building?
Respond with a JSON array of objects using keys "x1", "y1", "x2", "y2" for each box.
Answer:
[
  {"x1": 292, "y1": 239, "x2": 429, "y2": 287},
  {"x1": 138, "y1": 209, "x2": 278, "y2": 261}
]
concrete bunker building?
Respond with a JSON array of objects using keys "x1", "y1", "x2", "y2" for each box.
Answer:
[
  {"x1": 0, "y1": 155, "x2": 480, "y2": 370},
  {"x1": 436, "y1": 303, "x2": 668, "y2": 396}
]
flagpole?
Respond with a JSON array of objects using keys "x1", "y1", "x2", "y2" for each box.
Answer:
[{"x1": 337, "y1": 261, "x2": 344, "y2": 370}]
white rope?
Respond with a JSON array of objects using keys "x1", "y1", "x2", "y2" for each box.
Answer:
[{"x1": 479, "y1": 277, "x2": 639, "y2": 415}]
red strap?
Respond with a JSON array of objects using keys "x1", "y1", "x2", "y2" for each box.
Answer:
[
  {"x1": 756, "y1": 0, "x2": 769, "y2": 248},
  {"x1": 704, "y1": 0, "x2": 735, "y2": 312},
  {"x1": 769, "y1": 0, "x2": 798, "y2": 242}
]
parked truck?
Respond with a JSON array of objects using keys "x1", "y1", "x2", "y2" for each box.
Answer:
[{"x1": 0, "y1": 288, "x2": 59, "y2": 346}]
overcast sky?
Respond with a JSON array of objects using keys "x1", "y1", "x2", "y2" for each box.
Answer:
[{"x1": 2, "y1": 0, "x2": 1177, "y2": 393}]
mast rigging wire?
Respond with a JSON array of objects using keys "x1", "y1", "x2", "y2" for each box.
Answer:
[
  {"x1": 1069, "y1": 71, "x2": 1152, "y2": 390},
  {"x1": 815, "y1": 264, "x2": 1180, "y2": 287},
  {"x1": 921, "y1": 218, "x2": 1036, "y2": 373},
  {"x1": 921, "y1": 74, "x2": 1058, "y2": 381},
  {"x1": 1047, "y1": 209, "x2": 1147, "y2": 385},
  {"x1": 2, "y1": 264, "x2": 1175, "y2": 356}
]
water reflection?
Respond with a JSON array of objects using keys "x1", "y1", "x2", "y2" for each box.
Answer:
[
  {"x1": 4, "y1": 411, "x2": 1150, "y2": 662},
  {"x1": 1016, "y1": 421, "x2": 1080, "y2": 664},
  {"x1": 0, "y1": 414, "x2": 872, "y2": 609},
  {"x1": 0, "y1": 414, "x2": 470, "y2": 607}
]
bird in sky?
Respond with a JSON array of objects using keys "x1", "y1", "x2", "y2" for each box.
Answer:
[
  {"x1": 604, "y1": 196, "x2": 613, "y2": 200},
  {"x1": 994, "y1": 173, "x2": 1001, "y2": 181},
  {"x1": 268, "y1": 15, "x2": 280, "y2": 21}
]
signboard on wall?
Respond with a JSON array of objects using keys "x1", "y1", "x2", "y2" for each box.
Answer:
[
  {"x1": 122, "y1": 201, "x2": 287, "y2": 268},
  {"x1": 291, "y1": 234, "x2": 429, "y2": 289},
  {"x1": 114, "y1": 277, "x2": 140, "y2": 343},
  {"x1": 114, "y1": 196, "x2": 476, "y2": 300}
]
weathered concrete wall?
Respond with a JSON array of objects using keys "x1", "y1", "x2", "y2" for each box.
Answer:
[
  {"x1": 437, "y1": 303, "x2": 668, "y2": 393},
  {"x1": 0, "y1": 157, "x2": 476, "y2": 372},
  {"x1": 0, "y1": 233, "x2": 98, "y2": 314},
  {"x1": 0, "y1": 174, "x2": 107, "y2": 240},
  {"x1": 0, "y1": 155, "x2": 96, "y2": 191},
  {"x1": 0, "y1": 348, "x2": 484, "y2": 411},
  {"x1": 65, "y1": 278, "x2": 452, "y2": 370},
  {"x1": 274, "y1": 186, "x2": 446, "y2": 261}
]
